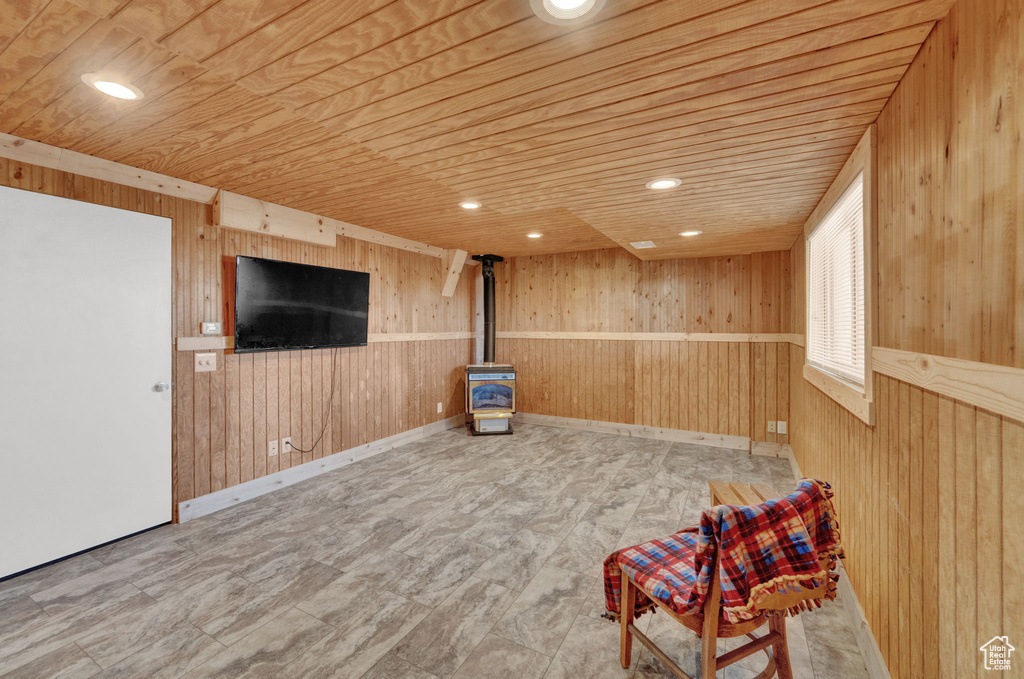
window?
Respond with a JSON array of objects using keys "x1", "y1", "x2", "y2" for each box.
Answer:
[
  {"x1": 807, "y1": 174, "x2": 866, "y2": 388},
  {"x1": 802, "y1": 125, "x2": 874, "y2": 425}
]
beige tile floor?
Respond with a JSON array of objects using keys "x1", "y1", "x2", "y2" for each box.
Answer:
[{"x1": 0, "y1": 424, "x2": 871, "y2": 679}]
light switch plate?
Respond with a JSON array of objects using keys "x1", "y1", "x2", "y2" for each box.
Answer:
[
  {"x1": 437, "y1": 402, "x2": 443, "y2": 413},
  {"x1": 201, "y1": 322, "x2": 222, "y2": 336},
  {"x1": 777, "y1": 421, "x2": 787, "y2": 435},
  {"x1": 268, "y1": 440, "x2": 278, "y2": 456},
  {"x1": 767, "y1": 420, "x2": 777, "y2": 434},
  {"x1": 195, "y1": 352, "x2": 216, "y2": 372}
]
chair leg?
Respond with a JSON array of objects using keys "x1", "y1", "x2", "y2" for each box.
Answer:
[
  {"x1": 620, "y1": 571, "x2": 635, "y2": 669},
  {"x1": 700, "y1": 606, "x2": 719, "y2": 679},
  {"x1": 769, "y1": 615, "x2": 794, "y2": 679},
  {"x1": 700, "y1": 553, "x2": 723, "y2": 679},
  {"x1": 700, "y1": 630, "x2": 718, "y2": 679}
]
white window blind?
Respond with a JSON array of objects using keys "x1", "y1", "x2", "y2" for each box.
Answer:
[{"x1": 807, "y1": 173, "x2": 865, "y2": 387}]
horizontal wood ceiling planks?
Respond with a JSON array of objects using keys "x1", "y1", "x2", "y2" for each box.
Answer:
[{"x1": 2, "y1": 0, "x2": 954, "y2": 258}]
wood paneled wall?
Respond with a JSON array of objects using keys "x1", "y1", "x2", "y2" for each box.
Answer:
[
  {"x1": 495, "y1": 249, "x2": 791, "y2": 441},
  {"x1": 874, "y1": 0, "x2": 1022, "y2": 369},
  {"x1": 504, "y1": 339, "x2": 789, "y2": 441},
  {"x1": 787, "y1": 1, "x2": 1023, "y2": 676},
  {"x1": 497, "y1": 248, "x2": 790, "y2": 333},
  {"x1": 177, "y1": 340, "x2": 472, "y2": 504},
  {"x1": 0, "y1": 157, "x2": 474, "y2": 510},
  {"x1": 790, "y1": 345, "x2": 1021, "y2": 679}
]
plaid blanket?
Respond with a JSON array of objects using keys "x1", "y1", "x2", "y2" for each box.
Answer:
[{"x1": 604, "y1": 479, "x2": 843, "y2": 624}]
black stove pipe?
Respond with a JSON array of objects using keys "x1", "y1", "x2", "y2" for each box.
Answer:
[{"x1": 472, "y1": 254, "x2": 503, "y2": 364}]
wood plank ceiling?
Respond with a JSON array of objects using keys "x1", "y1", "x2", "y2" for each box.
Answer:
[{"x1": 0, "y1": 0, "x2": 954, "y2": 258}]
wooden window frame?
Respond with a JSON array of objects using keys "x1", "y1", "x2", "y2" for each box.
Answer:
[{"x1": 802, "y1": 126, "x2": 876, "y2": 426}]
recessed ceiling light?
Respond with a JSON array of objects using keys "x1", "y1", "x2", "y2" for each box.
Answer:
[
  {"x1": 527, "y1": 233, "x2": 543, "y2": 238},
  {"x1": 81, "y1": 73, "x2": 143, "y2": 100},
  {"x1": 530, "y1": 0, "x2": 607, "y2": 25},
  {"x1": 680, "y1": 230, "x2": 703, "y2": 237},
  {"x1": 630, "y1": 241, "x2": 657, "y2": 249},
  {"x1": 646, "y1": 178, "x2": 682, "y2": 190},
  {"x1": 460, "y1": 201, "x2": 481, "y2": 209}
]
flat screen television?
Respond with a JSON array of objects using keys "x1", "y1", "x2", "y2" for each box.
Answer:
[{"x1": 234, "y1": 256, "x2": 370, "y2": 353}]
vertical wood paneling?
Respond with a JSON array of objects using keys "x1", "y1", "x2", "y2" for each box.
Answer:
[
  {"x1": 239, "y1": 354, "x2": 253, "y2": 484},
  {"x1": 791, "y1": 345, "x2": 1021, "y2": 679},
  {"x1": 788, "y1": 3, "x2": 1022, "y2": 677},
  {"x1": 936, "y1": 394, "x2": 956, "y2": 676},
  {"x1": 776, "y1": 346, "x2": 790, "y2": 444},
  {"x1": 193, "y1": 368, "x2": 210, "y2": 498},
  {"x1": 505, "y1": 335, "x2": 788, "y2": 440},
  {"x1": 289, "y1": 349, "x2": 302, "y2": 470},
  {"x1": 1002, "y1": 418, "x2": 1024, "y2": 670},
  {"x1": 499, "y1": 249, "x2": 791, "y2": 334},
  {"x1": 225, "y1": 346, "x2": 240, "y2": 487},
  {"x1": 875, "y1": 0, "x2": 1022, "y2": 370},
  {"x1": 265, "y1": 351, "x2": 278, "y2": 476},
  {"x1": 209, "y1": 350, "x2": 226, "y2": 490},
  {"x1": 253, "y1": 352, "x2": 267, "y2": 478},
  {"x1": 175, "y1": 348, "x2": 194, "y2": 502},
  {"x1": 497, "y1": 249, "x2": 792, "y2": 440}
]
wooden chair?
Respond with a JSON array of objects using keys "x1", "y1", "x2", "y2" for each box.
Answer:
[{"x1": 619, "y1": 480, "x2": 831, "y2": 679}]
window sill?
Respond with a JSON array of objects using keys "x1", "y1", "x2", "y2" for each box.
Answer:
[{"x1": 803, "y1": 364, "x2": 875, "y2": 425}]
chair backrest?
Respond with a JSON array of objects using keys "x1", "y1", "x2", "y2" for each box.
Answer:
[
  {"x1": 700, "y1": 536, "x2": 831, "y2": 617},
  {"x1": 697, "y1": 479, "x2": 842, "y2": 619}
]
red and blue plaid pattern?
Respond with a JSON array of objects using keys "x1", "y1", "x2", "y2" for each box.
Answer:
[
  {"x1": 604, "y1": 479, "x2": 843, "y2": 623},
  {"x1": 603, "y1": 528, "x2": 702, "y2": 620}
]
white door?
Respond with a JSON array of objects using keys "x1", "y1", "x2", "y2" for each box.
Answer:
[{"x1": 0, "y1": 185, "x2": 172, "y2": 578}]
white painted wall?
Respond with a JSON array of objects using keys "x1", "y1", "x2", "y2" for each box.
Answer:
[{"x1": 0, "y1": 186, "x2": 172, "y2": 578}]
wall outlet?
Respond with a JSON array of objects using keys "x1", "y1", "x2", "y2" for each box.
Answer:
[
  {"x1": 767, "y1": 420, "x2": 777, "y2": 434},
  {"x1": 268, "y1": 440, "x2": 278, "y2": 456},
  {"x1": 195, "y1": 352, "x2": 216, "y2": 372},
  {"x1": 201, "y1": 322, "x2": 222, "y2": 336},
  {"x1": 777, "y1": 421, "x2": 787, "y2": 435},
  {"x1": 437, "y1": 402, "x2": 443, "y2": 414},
  {"x1": 282, "y1": 437, "x2": 293, "y2": 454}
]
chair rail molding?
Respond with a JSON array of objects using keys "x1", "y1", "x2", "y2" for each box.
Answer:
[{"x1": 872, "y1": 347, "x2": 1024, "y2": 422}]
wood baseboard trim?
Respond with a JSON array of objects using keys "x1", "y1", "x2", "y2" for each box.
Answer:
[
  {"x1": 749, "y1": 441, "x2": 790, "y2": 457},
  {"x1": 785, "y1": 446, "x2": 892, "y2": 679},
  {"x1": 512, "y1": 412, "x2": 750, "y2": 451},
  {"x1": 176, "y1": 414, "x2": 465, "y2": 522}
]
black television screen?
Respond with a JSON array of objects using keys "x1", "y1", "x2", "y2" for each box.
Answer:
[{"x1": 234, "y1": 256, "x2": 370, "y2": 353}]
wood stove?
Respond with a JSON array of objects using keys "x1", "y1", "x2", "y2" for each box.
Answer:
[
  {"x1": 466, "y1": 365, "x2": 516, "y2": 434},
  {"x1": 467, "y1": 254, "x2": 515, "y2": 435}
]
